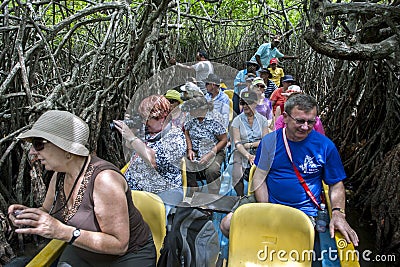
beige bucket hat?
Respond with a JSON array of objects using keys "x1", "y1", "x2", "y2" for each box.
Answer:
[{"x1": 18, "y1": 110, "x2": 89, "y2": 156}]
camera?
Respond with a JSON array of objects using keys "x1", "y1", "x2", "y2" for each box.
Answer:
[{"x1": 110, "y1": 114, "x2": 143, "y2": 130}]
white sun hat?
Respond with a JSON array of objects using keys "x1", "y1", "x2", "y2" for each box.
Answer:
[{"x1": 18, "y1": 110, "x2": 90, "y2": 156}]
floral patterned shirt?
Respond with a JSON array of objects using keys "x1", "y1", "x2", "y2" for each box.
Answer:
[
  {"x1": 124, "y1": 125, "x2": 186, "y2": 194},
  {"x1": 184, "y1": 111, "x2": 227, "y2": 158}
]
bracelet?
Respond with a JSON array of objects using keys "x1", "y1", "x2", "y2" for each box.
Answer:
[
  {"x1": 210, "y1": 150, "x2": 216, "y2": 156},
  {"x1": 332, "y1": 207, "x2": 345, "y2": 215},
  {"x1": 235, "y1": 141, "x2": 243, "y2": 147}
]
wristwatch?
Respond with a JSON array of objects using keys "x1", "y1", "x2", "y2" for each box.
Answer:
[
  {"x1": 332, "y1": 207, "x2": 345, "y2": 215},
  {"x1": 69, "y1": 228, "x2": 81, "y2": 245}
]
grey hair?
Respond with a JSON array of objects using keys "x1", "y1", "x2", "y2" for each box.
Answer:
[{"x1": 284, "y1": 94, "x2": 318, "y2": 114}]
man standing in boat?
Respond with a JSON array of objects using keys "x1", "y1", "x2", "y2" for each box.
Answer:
[{"x1": 221, "y1": 94, "x2": 359, "y2": 247}]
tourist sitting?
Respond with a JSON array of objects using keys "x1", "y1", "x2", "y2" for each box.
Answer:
[
  {"x1": 182, "y1": 96, "x2": 228, "y2": 196},
  {"x1": 251, "y1": 78, "x2": 274, "y2": 126},
  {"x1": 268, "y1": 58, "x2": 284, "y2": 86},
  {"x1": 230, "y1": 91, "x2": 269, "y2": 196},
  {"x1": 165, "y1": 89, "x2": 186, "y2": 129},
  {"x1": 220, "y1": 94, "x2": 359, "y2": 249},
  {"x1": 9, "y1": 110, "x2": 156, "y2": 266},
  {"x1": 270, "y1": 74, "x2": 295, "y2": 115},
  {"x1": 233, "y1": 60, "x2": 259, "y2": 114},
  {"x1": 113, "y1": 95, "x2": 186, "y2": 208},
  {"x1": 258, "y1": 68, "x2": 277, "y2": 98}
]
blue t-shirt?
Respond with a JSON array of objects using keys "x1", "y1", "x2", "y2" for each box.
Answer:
[
  {"x1": 250, "y1": 43, "x2": 284, "y2": 68},
  {"x1": 254, "y1": 128, "x2": 346, "y2": 216}
]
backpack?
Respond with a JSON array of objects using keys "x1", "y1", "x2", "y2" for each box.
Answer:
[{"x1": 157, "y1": 205, "x2": 220, "y2": 267}]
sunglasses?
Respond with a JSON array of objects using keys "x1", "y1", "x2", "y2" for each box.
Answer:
[
  {"x1": 286, "y1": 113, "x2": 316, "y2": 126},
  {"x1": 239, "y1": 100, "x2": 255, "y2": 106},
  {"x1": 32, "y1": 138, "x2": 48, "y2": 151},
  {"x1": 257, "y1": 84, "x2": 266, "y2": 89}
]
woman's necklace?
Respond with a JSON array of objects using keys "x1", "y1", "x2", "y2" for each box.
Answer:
[{"x1": 49, "y1": 156, "x2": 89, "y2": 215}]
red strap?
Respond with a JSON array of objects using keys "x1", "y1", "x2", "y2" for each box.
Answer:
[{"x1": 283, "y1": 128, "x2": 321, "y2": 210}]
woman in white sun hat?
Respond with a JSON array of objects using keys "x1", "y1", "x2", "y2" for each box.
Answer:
[{"x1": 8, "y1": 110, "x2": 156, "y2": 266}]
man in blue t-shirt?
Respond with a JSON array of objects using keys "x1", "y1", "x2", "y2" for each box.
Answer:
[
  {"x1": 250, "y1": 35, "x2": 298, "y2": 68},
  {"x1": 220, "y1": 94, "x2": 359, "y2": 247}
]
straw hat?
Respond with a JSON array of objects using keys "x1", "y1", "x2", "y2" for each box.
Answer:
[{"x1": 18, "y1": 110, "x2": 90, "y2": 156}]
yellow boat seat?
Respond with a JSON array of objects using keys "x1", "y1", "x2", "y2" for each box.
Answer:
[
  {"x1": 26, "y1": 239, "x2": 66, "y2": 267},
  {"x1": 120, "y1": 162, "x2": 130, "y2": 174},
  {"x1": 228, "y1": 203, "x2": 315, "y2": 266},
  {"x1": 181, "y1": 157, "x2": 188, "y2": 197},
  {"x1": 228, "y1": 98, "x2": 234, "y2": 122},
  {"x1": 224, "y1": 89, "x2": 234, "y2": 100},
  {"x1": 247, "y1": 164, "x2": 257, "y2": 195},
  {"x1": 322, "y1": 183, "x2": 360, "y2": 266},
  {"x1": 131, "y1": 191, "x2": 166, "y2": 261}
]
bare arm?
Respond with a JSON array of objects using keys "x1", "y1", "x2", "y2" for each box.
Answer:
[
  {"x1": 113, "y1": 120, "x2": 157, "y2": 168},
  {"x1": 261, "y1": 125, "x2": 270, "y2": 137},
  {"x1": 282, "y1": 55, "x2": 298, "y2": 60},
  {"x1": 253, "y1": 167, "x2": 269, "y2": 202},
  {"x1": 214, "y1": 133, "x2": 228, "y2": 153},
  {"x1": 184, "y1": 129, "x2": 196, "y2": 161},
  {"x1": 11, "y1": 170, "x2": 131, "y2": 255},
  {"x1": 199, "y1": 133, "x2": 228, "y2": 165},
  {"x1": 169, "y1": 58, "x2": 195, "y2": 71},
  {"x1": 329, "y1": 181, "x2": 359, "y2": 246},
  {"x1": 255, "y1": 55, "x2": 263, "y2": 68}
]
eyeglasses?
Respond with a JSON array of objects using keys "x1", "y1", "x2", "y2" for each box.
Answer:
[
  {"x1": 257, "y1": 84, "x2": 266, "y2": 89},
  {"x1": 239, "y1": 100, "x2": 255, "y2": 106},
  {"x1": 286, "y1": 113, "x2": 316, "y2": 126},
  {"x1": 32, "y1": 138, "x2": 48, "y2": 151}
]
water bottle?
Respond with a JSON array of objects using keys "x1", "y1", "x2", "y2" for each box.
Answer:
[{"x1": 316, "y1": 203, "x2": 329, "y2": 233}]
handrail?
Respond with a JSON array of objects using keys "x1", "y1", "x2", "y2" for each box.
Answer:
[{"x1": 26, "y1": 239, "x2": 66, "y2": 267}]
